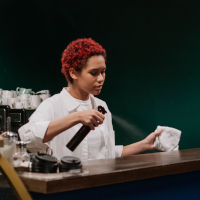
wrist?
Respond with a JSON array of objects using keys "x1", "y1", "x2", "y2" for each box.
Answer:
[
  {"x1": 140, "y1": 139, "x2": 149, "y2": 151},
  {"x1": 74, "y1": 112, "x2": 81, "y2": 124}
]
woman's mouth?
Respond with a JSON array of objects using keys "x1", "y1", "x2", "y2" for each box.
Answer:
[{"x1": 96, "y1": 85, "x2": 102, "y2": 90}]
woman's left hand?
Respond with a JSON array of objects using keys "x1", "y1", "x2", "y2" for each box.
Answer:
[
  {"x1": 122, "y1": 129, "x2": 163, "y2": 157},
  {"x1": 142, "y1": 129, "x2": 162, "y2": 151}
]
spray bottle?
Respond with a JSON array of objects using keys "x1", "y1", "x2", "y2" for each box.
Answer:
[{"x1": 66, "y1": 106, "x2": 107, "y2": 151}]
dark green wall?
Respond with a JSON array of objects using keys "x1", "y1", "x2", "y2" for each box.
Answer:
[{"x1": 1, "y1": 0, "x2": 200, "y2": 152}]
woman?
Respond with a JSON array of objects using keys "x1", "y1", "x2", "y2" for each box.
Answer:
[{"x1": 19, "y1": 38, "x2": 162, "y2": 161}]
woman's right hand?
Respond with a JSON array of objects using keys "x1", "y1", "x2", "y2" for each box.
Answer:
[{"x1": 77, "y1": 109, "x2": 105, "y2": 130}]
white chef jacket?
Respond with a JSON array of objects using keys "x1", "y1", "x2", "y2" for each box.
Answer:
[{"x1": 18, "y1": 87, "x2": 123, "y2": 161}]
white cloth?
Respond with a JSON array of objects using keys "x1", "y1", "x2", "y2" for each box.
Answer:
[
  {"x1": 154, "y1": 125, "x2": 181, "y2": 152},
  {"x1": 18, "y1": 87, "x2": 123, "y2": 161}
]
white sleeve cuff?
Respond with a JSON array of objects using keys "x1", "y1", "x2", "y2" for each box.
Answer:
[
  {"x1": 19, "y1": 121, "x2": 51, "y2": 150},
  {"x1": 31, "y1": 121, "x2": 51, "y2": 142},
  {"x1": 115, "y1": 145, "x2": 123, "y2": 157}
]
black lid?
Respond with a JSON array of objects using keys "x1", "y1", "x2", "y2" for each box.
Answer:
[
  {"x1": 35, "y1": 153, "x2": 57, "y2": 164},
  {"x1": 60, "y1": 156, "x2": 81, "y2": 167},
  {"x1": 32, "y1": 161, "x2": 58, "y2": 168},
  {"x1": 32, "y1": 165, "x2": 57, "y2": 173}
]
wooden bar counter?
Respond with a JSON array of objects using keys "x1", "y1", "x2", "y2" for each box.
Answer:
[{"x1": 17, "y1": 148, "x2": 200, "y2": 196}]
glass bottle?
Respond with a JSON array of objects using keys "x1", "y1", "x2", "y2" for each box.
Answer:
[
  {"x1": 13, "y1": 142, "x2": 22, "y2": 171},
  {"x1": 1, "y1": 117, "x2": 18, "y2": 166},
  {"x1": 13, "y1": 141, "x2": 30, "y2": 172},
  {"x1": 2, "y1": 131, "x2": 18, "y2": 166}
]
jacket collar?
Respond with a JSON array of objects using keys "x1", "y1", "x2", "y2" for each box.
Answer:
[{"x1": 60, "y1": 87, "x2": 99, "y2": 112}]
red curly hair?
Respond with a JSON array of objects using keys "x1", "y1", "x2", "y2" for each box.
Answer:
[{"x1": 61, "y1": 38, "x2": 107, "y2": 83}]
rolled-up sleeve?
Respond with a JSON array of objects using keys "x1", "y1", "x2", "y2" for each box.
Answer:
[
  {"x1": 115, "y1": 145, "x2": 123, "y2": 157},
  {"x1": 18, "y1": 100, "x2": 54, "y2": 153}
]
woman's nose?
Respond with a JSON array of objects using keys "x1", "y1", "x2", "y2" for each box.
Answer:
[{"x1": 97, "y1": 74, "x2": 104, "y2": 82}]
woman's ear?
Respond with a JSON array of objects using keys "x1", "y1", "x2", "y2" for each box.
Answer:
[{"x1": 69, "y1": 68, "x2": 78, "y2": 80}]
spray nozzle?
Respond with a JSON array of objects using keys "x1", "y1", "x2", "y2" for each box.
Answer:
[{"x1": 98, "y1": 106, "x2": 107, "y2": 114}]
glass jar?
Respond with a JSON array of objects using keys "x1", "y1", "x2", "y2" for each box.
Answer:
[
  {"x1": 13, "y1": 142, "x2": 22, "y2": 170},
  {"x1": 1, "y1": 131, "x2": 18, "y2": 166},
  {"x1": 13, "y1": 141, "x2": 30, "y2": 172}
]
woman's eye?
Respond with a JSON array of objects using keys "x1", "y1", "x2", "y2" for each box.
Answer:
[
  {"x1": 90, "y1": 72, "x2": 97, "y2": 76},
  {"x1": 90, "y1": 71, "x2": 105, "y2": 76}
]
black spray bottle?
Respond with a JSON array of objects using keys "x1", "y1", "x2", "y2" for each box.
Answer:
[{"x1": 66, "y1": 106, "x2": 107, "y2": 151}]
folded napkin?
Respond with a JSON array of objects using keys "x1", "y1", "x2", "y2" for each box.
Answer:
[{"x1": 154, "y1": 125, "x2": 181, "y2": 152}]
